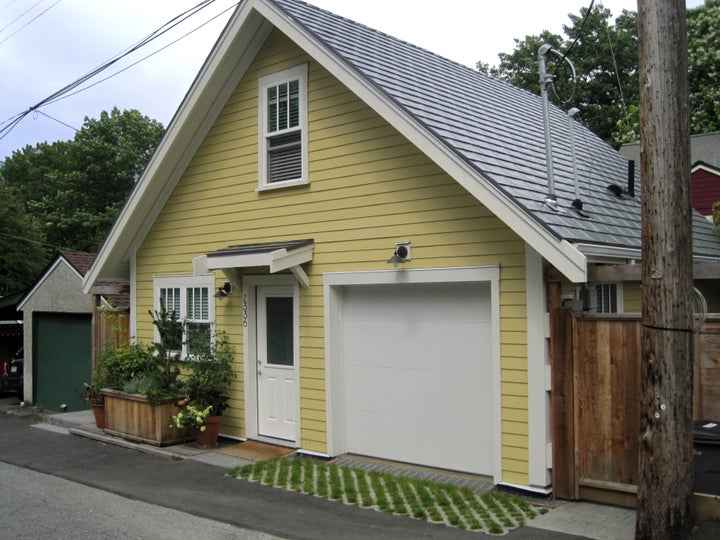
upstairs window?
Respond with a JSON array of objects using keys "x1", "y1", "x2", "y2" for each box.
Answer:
[
  {"x1": 154, "y1": 275, "x2": 214, "y2": 357},
  {"x1": 259, "y1": 64, "x2": 308, "y2": 189}
]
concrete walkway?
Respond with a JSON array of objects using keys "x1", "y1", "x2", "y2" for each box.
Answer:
[{"x1": 3, "y1": 398, "x2": 718, "y2": 540}]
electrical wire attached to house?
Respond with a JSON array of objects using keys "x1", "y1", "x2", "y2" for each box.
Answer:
[{"x1": 546, "y1": 0, "x2": 595, "y2": 105}]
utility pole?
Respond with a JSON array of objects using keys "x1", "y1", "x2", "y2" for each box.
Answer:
[{"x1": 636, "y1": 1, "x2": 694, "y2": 538}]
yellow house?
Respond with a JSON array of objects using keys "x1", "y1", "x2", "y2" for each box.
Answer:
[{"x1": 83, "y1": 0, "x2": 720, "y2": 494}]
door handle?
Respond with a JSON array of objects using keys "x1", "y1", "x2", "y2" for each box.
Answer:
[{"x1": 257, "y1": 369, "x2": 263, "y2": 376}]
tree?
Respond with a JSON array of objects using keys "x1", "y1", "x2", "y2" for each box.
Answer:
[
  {"x1": 1, "y1": 108, "x2": 164, "y2": 253},
  {"x1": 0, "y1": 180, "x2": 48, "y2": 295},
  {"x1": 489, "y1": 6, "x2": 638, "y2": 146},
  {"x1": 488, "y1": 1, "x2": 719, "y2": 146},
  {"x1": 687, "y1": 0, "x2": 720, "y2": 134}
]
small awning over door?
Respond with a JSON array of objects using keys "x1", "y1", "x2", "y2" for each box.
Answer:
[{"x1": 202, "y1": 239, "x2": 314, "y2": 287}]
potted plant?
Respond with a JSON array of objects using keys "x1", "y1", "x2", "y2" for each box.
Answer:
[
  {"x1": 79, "y1": 382, "x2": 106, "y2": 429},
  {"x1": 96, "y1": 306, "x2": 190, "y2": 446},
  {"x1": 171, "y1": 329, "x2": 235, "y2": 447}
]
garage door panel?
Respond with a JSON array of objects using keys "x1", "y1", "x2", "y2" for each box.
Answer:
[
  {"x1": 340, "y1": 282, "x2": 494, "y2": 475},
  {"x1": 346, "y1": 406, "x2": 492, "y2": 473},
  {"x1": 345, "y1": 364, "x2": 484, "y2": 419},
  {"x1": 343, "y1": 319, "x2": 491, "y2": 373}
]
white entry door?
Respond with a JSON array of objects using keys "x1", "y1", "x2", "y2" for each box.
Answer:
[{"x1": 256, "y1": 285, "x2": 297, "y2": 441}]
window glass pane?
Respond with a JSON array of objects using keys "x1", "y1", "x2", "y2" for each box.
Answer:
[
  {"x1": 187, "y1": 287, "x2": 210, "y2": 320},
  {"x1": 267, "y1": 87, "x2": 277, "y2": 132},
  {"x1": 159, "y1": 286, "x2": 183, "y2": 351},
  {"x1": 268, "y1": 131, "x2": 301, "y2": 183},
  {"x1": 594, "y1": 284, "x2": 618, "y2": 314},
  {"x1": 186, "y1": 322, "x2": 211, "y2": 355},
  {"x1": 160, "y1": 287, "x2": 181, "y2": 316},
  {"x1": 289, "y1": 79, "x2": 299, "y2": 127},
  {"x1": 266, "y1": 297, "x2": 293, "y2": 366},
  {"x1": 278, "y1": 82, "x2": 288, "y2": 130}
]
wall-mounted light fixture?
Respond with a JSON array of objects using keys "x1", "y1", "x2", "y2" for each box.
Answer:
[
  {"x1": 387, "y1": 241, "x2": 412, "y2": 267},
  {"x1": 214, "y1": 281, "x2": 232, "y2": 299}
]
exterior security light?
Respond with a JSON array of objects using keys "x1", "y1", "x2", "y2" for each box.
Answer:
[
  {"x1": 387, "y1": 241, "x2": 412, "y2": 266},
  {"x1": 214, "y1": 281, "x2": 232, "y2": 299}
]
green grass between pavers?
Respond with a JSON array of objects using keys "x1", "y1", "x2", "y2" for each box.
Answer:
[{"x1": 228, "y1": 456, "x2": 541, "y2": 535}]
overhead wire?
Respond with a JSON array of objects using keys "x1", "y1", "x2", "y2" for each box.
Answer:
[
  {"x1": 0, "y1": 0, "x2": 227, "y2": 143},
  {"x1": 0, "y1": 0, "x2": 22, "y2": 15},
  {"x1": 50, "y1": 1, "x2": 237, "y2": 106},
  {"x1": 0, "y1": 0, "x2": 46, "y2": 34},
  {"x1": 548, "y1": 0, "x2": 595, "y2": 104},
  {"x1": 0, "y1": 230, "x2": 63, "y2": 250},
  {"x1": 605, "y1": 16, "x2": 632, "y2": 136},
  {"x1": 0, "y1": 0, "x2": 63, "y2": 46}
]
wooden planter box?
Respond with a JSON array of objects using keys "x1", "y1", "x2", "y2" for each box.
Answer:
[{"x1": 101, "y1": 389, "x2": 194, "y2": 446}]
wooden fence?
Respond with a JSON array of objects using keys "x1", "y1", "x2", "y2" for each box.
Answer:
[{"x1": 551, "y1": 310, "x2": 720, "y2": 505}]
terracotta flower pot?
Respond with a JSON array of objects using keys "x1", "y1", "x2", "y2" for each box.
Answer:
[
  {"x1": 196, "y1": 415, "x2": 222, "y2": 447},
  {"x1": 90, "y1": 398, "x2": 106, "y2": 429}
]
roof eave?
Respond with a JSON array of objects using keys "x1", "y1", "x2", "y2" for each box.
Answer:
[
  {"x1": 83, "y1": 1, "x2": 273, "y2": 294},
  {"x1": 85, "y1": 0, "x2": 590, "y2": 290}
]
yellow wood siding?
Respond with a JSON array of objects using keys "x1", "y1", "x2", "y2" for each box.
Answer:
[
  {"x1": 135, "y1": 29, "x2": 530, "y2": 484},
  {"x1": 623, "y1": 281, "x2": 642, "y2": 313}
]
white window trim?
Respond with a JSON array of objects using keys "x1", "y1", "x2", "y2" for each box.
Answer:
[
  {"x1": 258, "y1": 63, "x2": 309, "y2": 191},
  {"x1": 153, "y1": 274, "x2": 216, "y2": 357}
]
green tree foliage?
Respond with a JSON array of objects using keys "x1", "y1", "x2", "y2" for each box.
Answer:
[
  {"x1": 0, "y1": 180, "x2": 47, "y2": 295},
  {"x1": 1, "y1": 108, "x2": 164, "y2": 253},
  {"x1": 687, "y1": 0, "x2": 720, "y2": 135},
  {"x1": 487, "y1": 1, "x2": 719, "y2": 147}
]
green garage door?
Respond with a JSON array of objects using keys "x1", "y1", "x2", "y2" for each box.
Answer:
[{"x1": 34, "y1": 313, "x2": 92, "y2": 412}]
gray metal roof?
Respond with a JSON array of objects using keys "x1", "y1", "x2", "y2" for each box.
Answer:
[
  {"x1": 207, "y1": 239, "x2": 314, "y2": 259},
  {"x1": 273, "y1": 0, "x2": 720, "y2": 259}
]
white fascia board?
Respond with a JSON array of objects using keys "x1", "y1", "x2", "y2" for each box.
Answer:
[
  {"x1": 574, "y1": 243, "x2": 641, "y2": 263},
  {"x1": 269, "y1": 244, "x2": 314, "y2": 273},
  {"x1": 207, "y1": 252, "x2": 273, "y2": 270},
  {"x1": 256, "y1": 1, "x2": 587, "y2": 284},
  {"x1": 83, "y1": 4, "x2": 271, "y2": 294}
]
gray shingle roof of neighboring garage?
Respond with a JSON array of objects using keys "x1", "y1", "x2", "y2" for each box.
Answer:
[{"x1": 273, "y1": 0, "x2": 720, "y2": 259}]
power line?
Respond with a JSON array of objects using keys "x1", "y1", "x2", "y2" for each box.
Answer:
[
  {"x1": 36, "y1": 110, "x2": 78, "y2": 133},
  {"x1": 50, "y1": 2, "x2": 237, "y2": 107},
  {"x1": 0, "y1": 230, "x2": 62, "y2": 250},
  {"x1": 0, "y1": 0, "x2": 62, "y2": 46},
  {"x1": 0, "y1": 0, "x2": 45, "y2": 34},
  {"x1": 0, "y1": 0, "x2": 229, "y2": 143},
  {"x1": 0, "y1": 0, "x2": 21, "y2": 15}
]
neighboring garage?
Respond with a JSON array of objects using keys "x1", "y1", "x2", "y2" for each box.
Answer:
[
  {"x1": 18, "y1": 251, "x2": 96, "y2": 411},
  {"x1": 326, "y1": 267, "x2": 500, "y2": 478},
  {"x1": 33, "y1": 312, "x2": 91, "y2": 411}
]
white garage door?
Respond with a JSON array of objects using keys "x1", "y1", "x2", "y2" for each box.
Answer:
[{"x1": 340, "y1": 282, "x2": 494, "y2": 475}]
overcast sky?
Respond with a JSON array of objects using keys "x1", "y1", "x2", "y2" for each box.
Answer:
[{"x1": 0, "y1": 0, "x2": 705, "y2": 162}]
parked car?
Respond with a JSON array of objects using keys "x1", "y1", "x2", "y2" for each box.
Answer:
[{"x1": 2, "y1": 349, "x2": 23, "y2": 399}]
